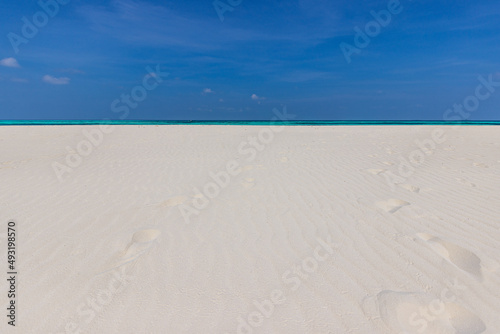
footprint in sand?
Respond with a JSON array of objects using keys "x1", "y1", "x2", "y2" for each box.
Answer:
[
  {"x1": 456, "y1": 178, "x2": 476, "y2": 188},
  {"x1": 364, "y1": 168, "x2": 387, "y2": 175},
  {"x1": 385, "y1": 149, "x2": 395, "y2": 155},
  {"x1": 121, "y1": 229, "x2": 161, "y2": 262},
  {"x1": 417, "y1": 233, "x2": 482, "y2": 280},
  {"x1": 158, "y1": 196, "x2": 188, "y2": 207},
  {"x1": 98, "y1": 229, "x2": 161, "y2": 275},
  {"x1": 473, "y1": 162, "x2": 489, "y2": 168},
  {"x1": 241, "y1": 178, "x2": 255, "y2": 189},
  {"x1": 376, "y1": 199, "x2": 410, "y2": 213},
  {"x1": 362, "y1": 290, "x2": 486, "y2": 334},
  {"x1": 398, "y1": 184, "x2": 420, "y2": 193}
]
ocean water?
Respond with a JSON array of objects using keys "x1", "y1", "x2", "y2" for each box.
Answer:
[{"x1": 0, "y1": 120, "x2": 499, "y2": 126}]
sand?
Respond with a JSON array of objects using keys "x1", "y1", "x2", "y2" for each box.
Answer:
[{"x1": 0, "y1": 125, "x2": 499, "y2": 333}]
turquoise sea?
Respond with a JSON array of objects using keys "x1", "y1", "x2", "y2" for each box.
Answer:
[{"x1": 0, "y1": 120, "x2": 499, "y2": 126}]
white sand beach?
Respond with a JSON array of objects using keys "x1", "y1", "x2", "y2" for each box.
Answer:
[{"x1": 0, "y1": 125, "x2": 499, "y2": 334}]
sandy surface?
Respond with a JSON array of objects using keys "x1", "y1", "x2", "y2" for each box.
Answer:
[{"x1": 0, "y1": 125, "x2": 499, "y2": 333}]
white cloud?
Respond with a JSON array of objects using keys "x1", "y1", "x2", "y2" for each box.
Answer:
[
  {"x1": 43, "y1": 75, "x2": 70, "y2": 85},
  {"x1": 251, "y1": 93, "x2": 265, "y2": 100},
  {"x1": 203, "y1": 88, "x2": 214, "y2": 94},
  {"x1": 0, "y1": 57, "x2": 20, "y2": 68}
]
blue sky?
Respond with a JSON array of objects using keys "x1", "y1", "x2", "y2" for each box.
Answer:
[{"x1": 0, "y1": 0, "x2": 499, "y2": 120}]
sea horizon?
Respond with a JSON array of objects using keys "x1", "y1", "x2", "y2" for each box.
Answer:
[{"x1": 1, "y1": 120, "x2": 500, "y2": 126}]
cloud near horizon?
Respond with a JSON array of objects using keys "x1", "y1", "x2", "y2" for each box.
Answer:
[
  {"x1": 251, "y1": 94, "x2": 265, "y2": 100},
  {"x1": 43, "y1": 75, "x2": 70, "y2": 85},
  {"x1": 0, "y1": 58, "x2": 20, "y2": 68}
]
